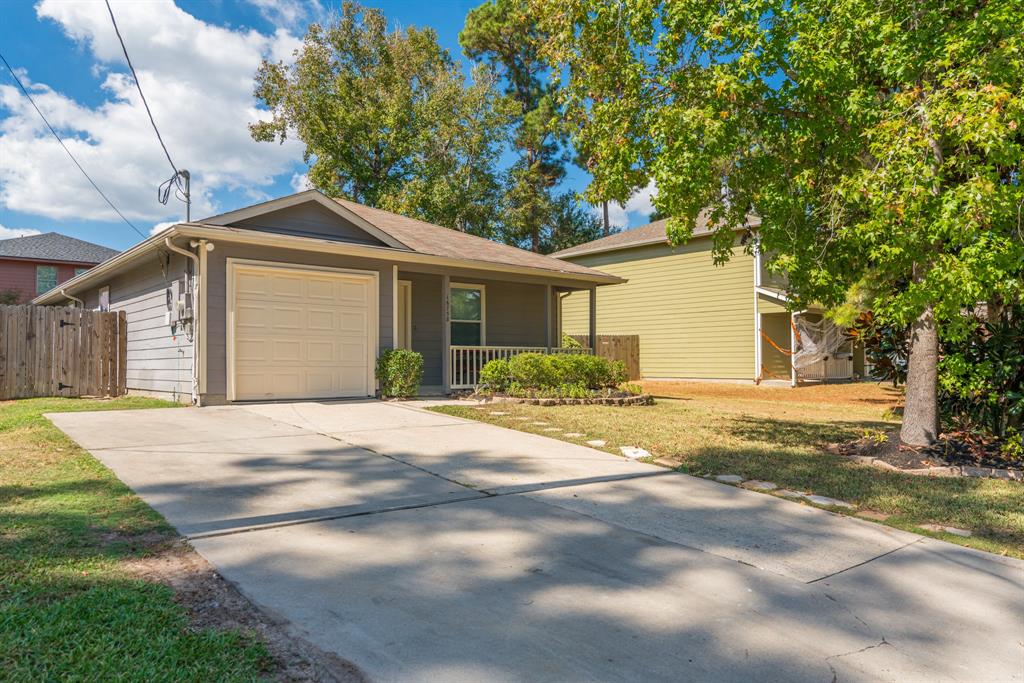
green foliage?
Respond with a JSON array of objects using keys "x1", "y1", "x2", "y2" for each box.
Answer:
[
  {"x1": 622, "y1": 382, "x2": 643, "y2": 396},
  {"x1": 938, "y1": 306, "x2": 1024, "y2": 437},
  {"x1": 252, "y1": 2, "x2": 515, "y2": 238},
  {"x1": 480, "y1": 353, "x2": 626, "y2": 393},
  {"x1": 461, "y1": 0, "x2": 601, "y2": 252},
  {"x1": 560, "y1": 333, "x2": 582, "y2": 348},
  {"x1": 537, "y1": 0, "x2": 1024, "y2": 332},
  {"x1": 478, "y1": 357, "x2": 512, "y2": 391},
  {"x1": 848, "y1": 312, "x2": 909, "y2": 387},
  {"x1": 535, "y1": 0, "x2": 1024, "y2": 439},
  {"x1": 0, "y1": 289, "x2": 21, "y2": 305},
  {"x1": 376, "y1": 348, "x2": 424, "y2": 398}
]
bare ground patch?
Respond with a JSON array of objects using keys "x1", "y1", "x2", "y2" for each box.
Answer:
[{"x1": 122, "y1": 539, "x2": 367, "y2": 683}]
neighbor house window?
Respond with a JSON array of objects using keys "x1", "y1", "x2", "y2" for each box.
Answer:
[
  {"x1": 450, "y1": 284, "x2": 485, "y2": 345},
  {"x1": 74, "y1": 267, "x2": 89, "y2": 277},
  {"x1": 36, "y1": 265, "x2": 57, "y2": 295}
]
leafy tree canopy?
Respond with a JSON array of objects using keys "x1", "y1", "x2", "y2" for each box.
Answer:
[
  {"x1": 251, "y1": 2, "x2": 516, "y2": 238},
  {"x1": 535, "y1": 0, "x2": 1023, "y2": 443}
]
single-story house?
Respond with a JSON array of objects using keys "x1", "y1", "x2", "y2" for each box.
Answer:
[
  {"x1": 33, "y1": 190, "x2": 621, "y2": 404},
  {"x1": 554, "y1": 217, "x2": 864, "y2": 385},
  {"x1": 0, "y1": 232, "x2": 119, "y2": 304}
]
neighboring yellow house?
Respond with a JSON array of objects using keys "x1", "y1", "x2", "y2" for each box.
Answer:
[{"x1": 554, "y1": 218, "x2": 862, "y2": 385}]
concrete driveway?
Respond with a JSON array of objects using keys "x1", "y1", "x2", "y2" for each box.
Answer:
[{"x1": 49, "y1": 401, "x2": 1024, "y2": 683}]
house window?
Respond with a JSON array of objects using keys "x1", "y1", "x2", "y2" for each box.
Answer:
[
  {"x1": 36, "y1": 265, "x2": 58, "y2": 295},
  {"x1": 450, "y1": 284, "x2": 485, "y2": 345},
  {"x1": 74, "y1": 267, "x2": 89, "y2": 277}
]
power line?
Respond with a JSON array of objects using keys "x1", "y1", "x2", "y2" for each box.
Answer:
[
  {"x1": 0, "y1": 51, "x2": 146, "y2": 238},
  {"x1": 104, "y1": 0, "x2": 190, "y2": 221}
]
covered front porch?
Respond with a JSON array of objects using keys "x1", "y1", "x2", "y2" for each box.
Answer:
[{"x1": 394, "y1": 267, "x2": 598, "y2": 392}]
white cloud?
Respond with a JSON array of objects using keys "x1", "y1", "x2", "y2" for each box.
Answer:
[
  {"x1": 0, "y1": 223, "x2": 42, "y2": 240},
  {"x1": 290, "y1": 172, "x2": 311, "y2": 193},
  {"x1": 246, "y1": 0, "x2": 325, "y2": 31},
  {"x1": 591, "y1": 180, "x2": 659, "y2": 229},
  {"x1": 0, "y1": 0, "x2": 305, "y2": 225},
  {"x1": 149, "y1": 221, "x2": 177, "y2": 236}
]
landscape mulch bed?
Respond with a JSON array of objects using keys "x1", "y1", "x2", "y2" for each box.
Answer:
[{"x1": 829, "y1": 431, "x2": 1023, "y2": 474}]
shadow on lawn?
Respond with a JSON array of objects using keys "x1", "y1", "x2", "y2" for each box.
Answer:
[{"x1": 725, "y1": 413, "x2": 893, "y2": 448}]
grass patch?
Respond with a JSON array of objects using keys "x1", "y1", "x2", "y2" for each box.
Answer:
[
  {"x1": 0, "y1": 397, "x2": 273, "y2": 681},
  {"x1": 432, "y1": 383, "x2": 1024, "y2": 558}
]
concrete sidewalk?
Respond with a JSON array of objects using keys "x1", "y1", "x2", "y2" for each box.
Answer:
[{"x1": 48, "y1": 401, "x2": 1024, "y2": 682}]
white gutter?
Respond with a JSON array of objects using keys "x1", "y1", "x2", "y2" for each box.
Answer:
[
  {"x1": 164, "y1": 237, "x2": 202, "y2": 407},
  {"x1": 60, "y1": 289, "x2": 84, "y2": 307}
]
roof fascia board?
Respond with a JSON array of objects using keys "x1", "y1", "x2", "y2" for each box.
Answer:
[
  {"x1": 755, "y1": 286, "x2": 790, "y2": 303},
  {"x1": 34, "y1": 224, "x2": 623, "y2": 304},
  {"x1": 201, "y1": 190, "x2": 410, "y2": 250}
]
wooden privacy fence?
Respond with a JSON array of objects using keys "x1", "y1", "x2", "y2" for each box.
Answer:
[
  {"x1": 0, "y1": 305, "x2": 127, "y2": 400},
  {"x1": 570, "y1": 334, "x2": 641, "y2": 380}
]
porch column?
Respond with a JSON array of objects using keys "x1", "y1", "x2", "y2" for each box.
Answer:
[
  {"x1": 790, "y1": 312, "x2": 797, "y2": 387},
  {"x1": 441, "y1": 274, "x2": 451, "y2": 393},
  {"x1": 588, "y1": 286, "x2": 597, "y2": 351},
  {"x1": 544, "y1": 284, "x2": 552, "y2": 352}
]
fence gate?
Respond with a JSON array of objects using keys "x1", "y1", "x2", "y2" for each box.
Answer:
[
  {"x1": 0, "y1": 305, "x2": 127, "y2": 400},
  {"x1": 570, "y1": 334, "x2": 641, "y2": 380}
]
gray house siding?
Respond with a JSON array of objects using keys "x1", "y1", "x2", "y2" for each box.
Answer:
[
  {"x1": 400, "y1": 271, "x2": 444, "y2": 386},
  {"x1": 229, "y1": 202, "x2": 386, "y2": 246},
  {"x1": 202, "y1": 242, "x2": 395, "y2": 401},
  {"x1": 81, "y1": 254, "x2": 193, "y2": 402}
]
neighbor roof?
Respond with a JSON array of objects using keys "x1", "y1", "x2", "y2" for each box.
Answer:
[
  {"x1": 0, "y1": 232, "x2": 119, "y2": 264},
  {"x1": 551, "y1": 212, "x2": 760, "y2": 260}
]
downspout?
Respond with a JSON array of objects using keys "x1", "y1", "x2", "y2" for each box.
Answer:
[
  {"x1": 164, "y1": 238, "x2": 201, "y2": 406},
  {"x1": 61, "y1": 290, "x2": 84, "y2": 308}
]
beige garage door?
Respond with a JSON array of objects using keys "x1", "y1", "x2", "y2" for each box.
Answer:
[{"x1": 230, "y1": 263, "x2": 376, "y2": 401}]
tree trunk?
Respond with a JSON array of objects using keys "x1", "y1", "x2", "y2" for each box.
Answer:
[{"x1": 901, "y1": 304, "x2": 939, "y2": 446}]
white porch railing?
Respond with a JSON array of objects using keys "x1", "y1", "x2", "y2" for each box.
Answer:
[
  {"x1": 449, "y1": 345, "x2": 592, "y2": 390},
  {"x1": 800, "y1": 356, "x2": 854, "y2": 381}
]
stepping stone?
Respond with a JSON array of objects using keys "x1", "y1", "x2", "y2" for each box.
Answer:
[
  {"x1": 919, "y1": 523, "x2": 973, "y2": 537},
  {"x1": 806, "y1": 495, "x2": 856, "y2": 509},
  {"x1": 654, "y1": 457, "x2": 678, "y2": 468},
  {"x1": 777, "y1": 489, "x2": 809, "y2": 499},
  {"x1": 857, "y1": 510, "x2": 892, "y2": 521},
  {"x1": 564, "y1": 432, "x2": 585, "y2": 438},
  {"x1": 513, "y1": 416, "x2": 531, "y2": 421},
  {"x1": 586, "y1": 440, "x2": 607, "y2": 448},
  {"x1": 620, "y1": 446, "x2": 651, "y2": 459},
  {"x1": 714, "y1": 474, "x2": 745, "y2": 484},
  {"x1": 530, "y1": 421, "x2": 549, "y2": 426},
  {"x1": 489, "y1": 411, "x2": 508, "y2": 416},
  {"x1": 542, "y1": 427, "x2": 561, "y2": 432},
  {"x1": 741, "y1": 480, "x2": 778, "y2": 491}
]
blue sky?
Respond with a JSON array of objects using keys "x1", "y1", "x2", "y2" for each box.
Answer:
[{"x1": 0, "y1": 0, "x2": 654, "y2": 250}]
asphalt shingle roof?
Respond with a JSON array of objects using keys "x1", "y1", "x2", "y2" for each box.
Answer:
[
  {"x1": 551, "y1": 212, "x2": 760, "y2": 259},
  {"x1": 0, "y1": 232, "x2": 119, "y2": 264},
  {"x1": 333, "y1": 198, "x2": 614, "y2": 279}
]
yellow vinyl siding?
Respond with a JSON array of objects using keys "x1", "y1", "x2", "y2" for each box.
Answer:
[{"x1": 561, "y1": 239, "x2": 755, "y2": 379}]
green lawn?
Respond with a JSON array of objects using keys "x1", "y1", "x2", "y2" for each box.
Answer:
[
  {"x1": 432, "y1": 383, "x2": 1024, "y2": 558},
  {"x1": 0, "y1": 397, "x2": 273, "y2": 682}
]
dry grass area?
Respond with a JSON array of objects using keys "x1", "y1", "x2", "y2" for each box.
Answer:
[
  {"x1": 641, "y1": 378, "x2": 903, "y2": 410},
  {"x1": 433, "y1": 382, "x2": 1024, "y2": 558}
]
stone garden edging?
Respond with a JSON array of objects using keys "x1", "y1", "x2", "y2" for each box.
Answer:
[{"x1": 843, "y1": 454, "x2": 1023, "y2": 481}]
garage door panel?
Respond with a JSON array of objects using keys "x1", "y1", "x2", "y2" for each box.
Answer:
[
  {"x1": 232, "y1": 264, "x2": 375, "y2": 401},
  {"x1": 271, "y1": 275, "x2": 304, "y2": 298}
]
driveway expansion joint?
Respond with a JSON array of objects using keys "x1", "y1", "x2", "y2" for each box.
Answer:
[{"x1": 807, "y1": 539, "x2": 923, "y2": 584}]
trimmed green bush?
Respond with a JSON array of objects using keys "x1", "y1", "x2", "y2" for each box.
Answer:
[
  {"x1": 376, "y1": 348, "x2": 424, "y2": 398},
  {"x1": 479, "y1": 353, "x2": 627, "y2": 394}
]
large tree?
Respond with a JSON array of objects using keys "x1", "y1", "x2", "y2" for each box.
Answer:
[
  {"x1": 251, "y1": 2, "x2": 515, "y2": 238},
  {"x1": 461, "y1": 0, "x2": 605, "y2": 252},
  {"x1": 536, "y1": 0, "x2": 1024, "y2": 445}
]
